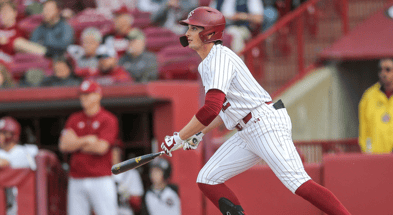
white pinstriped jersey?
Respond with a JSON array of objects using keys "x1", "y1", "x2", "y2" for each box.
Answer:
[{"x1": 198, "y1": 44, "x2": 272, "y2": 130}]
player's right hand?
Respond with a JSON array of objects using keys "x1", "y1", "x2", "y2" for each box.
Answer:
[
  {"x1": 183, "y1": 132, "x2": 204, "y2": 150},
  {"x1": 161, "y1": 132, "x2": 183, "y2": 157}
]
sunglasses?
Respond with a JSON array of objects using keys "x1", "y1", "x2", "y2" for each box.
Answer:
[{"x1": 379, "y1": 67, "x2": 392, "y2": 72}]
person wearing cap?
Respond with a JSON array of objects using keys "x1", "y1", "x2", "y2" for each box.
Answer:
[
  {"x1": 74, "y1": 45, "x2": 133, "y2": 85},
  {"x1": 95, "y1": 45, "x2": 133, "y2": 85},
  {"x1": 59, "y1": 80, "x2": 119, "y2": 215},
  {"x1": 0, "y1": 116, "x2": 38, "y2": 215},
  {"x1": 103, "y1": 5, "x2": 145, "y2": 58},
  {"x1": 140, "y1": 158, "x2": 181, "y2": 215}
]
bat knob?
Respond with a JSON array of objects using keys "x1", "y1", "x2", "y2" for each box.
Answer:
[{"x1": 111, "y1": 163, "x2": 122, "y2": 174}]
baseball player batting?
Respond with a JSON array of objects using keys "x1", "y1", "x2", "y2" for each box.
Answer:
[{"x1": 160, "y1": 7, "x2": 351, "y2": 215}]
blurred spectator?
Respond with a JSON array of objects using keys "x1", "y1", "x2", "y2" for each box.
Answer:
[
  {"x1": 95, "y1": 0, "x2": 137, "y2": 13},
  {"x1": 75, "y1": 45, "x2": 133, "y2": 85},
  {"x1": 30, "y1": 0, "x2": 74, "y2": 58},
  {"x1": 0, "y1": 63, "x2": 16, "y2": 89},
  {"x1": 68, "y1": 27, "x2": 103, "y2": 71},
  {"x1": 150, "y1": 0, "x2": 197, "y2": 35},
  {"x1": 359, "y1": 58, "x2": 393, "y2": 154},
  {"x1": 0, "y1": 116, "x2": 38, "y2": 215},
  {"x1": 261, "y1": 0, "x2": 279, "y2": 31},
  {"x1": 59, "y1": 80, "x2": 119, "y2": 215},
  {"x1": 0, "y1": 2, "x2": 47, "y2": 56},
  {"x1": 103, "y1": 6, "x2": 145, "y2": 58},
  {"x1": 24, "y1": 0, "x2": 45, "y2": 16},
  {"x1": 18, "y1": 68, "x2": 46, "y2": 87},
  {"x1": 118, "y1": 37, "x2": 158, "y2": 82},
  {"x1": 41, "y1": 56, "x2": 81, "y2": 87},
  {"x1": 140, "y1": 158, "x2": 181, "y2": 215},
  {"x1": 215, "y1": 0, "x2": 264, "y2": 52},
  {"x1": 138, "y1": 0, "x2": 163, "y2": 14},
  {"x1": 0, "y1": 116, "x2": 38, "y2": 169},
  {"x1": 62, "y1": 0, "x2": 96, "y2": 15},
  {"x1": 112, "y1": 147, "x2": 144, "y2": 215}
]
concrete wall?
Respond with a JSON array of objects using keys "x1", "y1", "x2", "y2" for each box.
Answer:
[{"x1": 277, "y1": 60, "x2": 379, "y2": 141}]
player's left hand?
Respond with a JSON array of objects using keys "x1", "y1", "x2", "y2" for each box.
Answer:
[
  {"x1": 183, "y1": 132, "x2": 204, "y2": 150},
  {"x1": 161, "y1": 132, "x2": 183, "y2": 157}
]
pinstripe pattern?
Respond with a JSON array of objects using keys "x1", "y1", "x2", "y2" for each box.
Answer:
[
  {"x1": 198, "y1": 44, "x2": 272, "y2": 130},
  {"x1": 198, "y1": 103, "x2": 311, "y2": 193},
  {"x1": 197, "y1": 44, "x2": 310, "y2": 193},
  {"x1": 197, "y1": 133, "x2": 261, "y2": 185}
]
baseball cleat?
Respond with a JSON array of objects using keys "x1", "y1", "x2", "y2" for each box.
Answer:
[{"x1": 219, "y1": 197, "x2": 245, "y2": 215}]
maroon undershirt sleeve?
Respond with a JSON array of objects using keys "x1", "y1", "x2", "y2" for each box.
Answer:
[{"x1": 195, "y1": 89, "x2": 226, "y2": 126}]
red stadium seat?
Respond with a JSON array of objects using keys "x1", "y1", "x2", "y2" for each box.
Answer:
[
  {"x1": 146, "y1": 36, "x2": 179, "y2": 53},
  {"x1": 133, "y1": 18, "x2": 152, "y2": 29},
  {"x1": 143, "y1": 27, "x2": 176, "y2": 38},
  {"x1": 18, "y1": 14, "x2": 43, "y2": 37},
  {"x1": 157, "y1": 44, "x2": 197, "y2": 66},
  {"x1": 159, "y1": 56, "x2": 200, "y2": 80},
  {"x1": 68, "y1": 9, "x2": 114, "y2": 44},
  {"x1": 10, "y1": 53, "x2": 52, "y2": 80},
  {"x1": 130, "y1": 10, "x2": 151, "y2": 19}
]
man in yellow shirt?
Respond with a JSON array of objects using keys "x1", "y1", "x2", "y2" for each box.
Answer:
[{"x1": 359, "y1": 58, "x2": 393, "y2": 153}]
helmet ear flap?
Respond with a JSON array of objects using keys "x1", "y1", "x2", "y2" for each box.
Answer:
[
  {"x1": 179, "y1": 36, "x2": 189, "y2": 47},
  {"x1": 199, "y1": 27, "x2": 223, "y2": 44}
]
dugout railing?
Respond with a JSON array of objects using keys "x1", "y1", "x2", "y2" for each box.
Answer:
[{"x1": 0, "y1": 150, "x2": 67, "y2": 215}]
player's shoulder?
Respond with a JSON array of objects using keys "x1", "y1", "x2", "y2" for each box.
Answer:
[
  {"x1": 0, "y1": 149, "x2": 8, "y2": 158},
  {"x1": 98, "y1": 109, "x2": 119, "y2": 123},
  {"x1": 67, "y1": 111, "x2": 85, "y2": 121},
  {"x1": 99, "y1": 108, "x2": 117, "y2": 119},
  {"x1": 166, "y1": 184, "x2": 179, "y2": 195},
  {"x1": 23, "y1": 144, "x2": 39, "y2": 156},
  {"x1": 362, "y1": 83, "x2": 382, "y2": 98}
]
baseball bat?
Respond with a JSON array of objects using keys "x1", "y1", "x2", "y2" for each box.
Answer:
[{"x1": 111, "y1": 143, "x2": 183, "y2": 175}]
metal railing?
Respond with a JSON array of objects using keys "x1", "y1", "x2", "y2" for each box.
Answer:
[
  {"x1": 239, "y1": 0, "x2": 390, "y2": 95},
  {"x1": 294, "y1": 138, "x2": 360, "y2": 163}
]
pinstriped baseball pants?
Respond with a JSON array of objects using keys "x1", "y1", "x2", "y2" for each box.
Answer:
[{"x1": 197, "y1": 103, "x2": 311, "y2": 193}]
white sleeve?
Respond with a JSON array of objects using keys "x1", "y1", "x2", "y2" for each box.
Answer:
[
  {"x1": 24, "y1": 144, "x2": 39, "y2": 157},
  {"x1": 119, "y1": 169, "x2": 144, "y2": 196},
  {"x1": 206, "y1": 49, "x2": 235, "y2": 94},
  {"x1": 248, "y1": 0, "x2": 264, "y2": 15},
  {"x1": 0, "y1": 150, "x2": 9, "y2": 160},
  {"x1": 67, "y1": 45, "x2": 85, "y2": 60},
  {"x1": 127, "y1": 170, "x2": 144, "y2": 196},
  {"x1": 221, "y1": 0, "x2": 236, "y2": 17},
  {"x1": 209, "y1": 0, "x2": 217, "y2": 8}
]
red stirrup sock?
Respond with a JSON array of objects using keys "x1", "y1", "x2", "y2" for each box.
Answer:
[
  {"x1": 295, "y1": 180, "x2": 351, "y2": 215},
  {"x1": 198, "y1": 183, "x2": 241, "y2": 209}
]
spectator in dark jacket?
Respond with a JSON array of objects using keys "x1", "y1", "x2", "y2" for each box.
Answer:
[
  {"x1": 30, "y1": 0, "x2": 74, "y2": 58},
  {"x1": 41, "y1": 56, "x2": 81, "y2": 87},
  {"x1": 119, "y1": 37, "x2": 158, "y2": 82}
]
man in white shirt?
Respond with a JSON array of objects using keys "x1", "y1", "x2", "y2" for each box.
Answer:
[
  {"x1": 0, "y1": 116, "x2": 38, "y2": 169},
  {"x1": 0, "y1": 116, "x2": 39, "y2": 215}
]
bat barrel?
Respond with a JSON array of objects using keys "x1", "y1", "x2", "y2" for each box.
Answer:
[{"x1": 111, "y1": 151, "x2": 165, "y2": 175}]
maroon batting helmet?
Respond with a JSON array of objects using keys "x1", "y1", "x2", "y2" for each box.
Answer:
[
  {"x1": 179, "y1": 7, "x2": 226, "y2": 47},
  {"x1": 0, "y1": 116, "x2": 21, "y2": 143}
]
